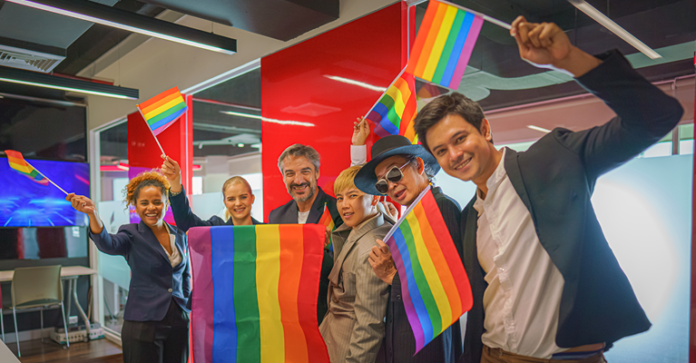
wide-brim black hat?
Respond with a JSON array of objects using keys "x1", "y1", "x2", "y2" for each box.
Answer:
[{"x1": 355, "y1": 135, "x2": 440, "y2": 195}]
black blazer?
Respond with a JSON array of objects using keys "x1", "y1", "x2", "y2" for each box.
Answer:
[
  {"x1": 268, "y1": 186, "x2": 342, "y2": 325},
  {"x1": 169, "y1": 188, "x2": 262, "y2": 233},
  {"x1": 459, "y1": 50, "x2": 684, "y2": 363},
  {"x1": 378, "y1": 187, "x2": 463, "y2": 363},
  {"x1": 91, "y1": 222, "x2": 191, "y2": 321}
]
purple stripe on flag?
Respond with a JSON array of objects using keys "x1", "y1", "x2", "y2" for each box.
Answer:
[
  {"x1": 449, "y1": 15, "x2": 484, "y2": 90},
  {"x1": 373, "y1": 123, "x2": 392, "y2": 138},
  {"x1": 188, "y1": 227, "x2": 215, "y2": 363},
  {"x1": 387, "y1": 229, "x2": 426, "y2": 350},
  {"x1": 151, "y1": 108, "x2": 186, "y2": 135}
]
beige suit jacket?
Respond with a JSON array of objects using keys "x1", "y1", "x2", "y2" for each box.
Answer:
[{"x1": 319, "y1": 213, "x2": 392, "y2": 363}]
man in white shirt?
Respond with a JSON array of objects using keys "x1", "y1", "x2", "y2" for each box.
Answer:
[{"x1": 412, "y1": 16, "x2": 683, "y2": 363}]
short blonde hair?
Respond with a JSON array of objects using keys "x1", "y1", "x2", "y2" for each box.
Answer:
[{"x1": 334, "y1": 166, "x2": 362, "y2": 196}]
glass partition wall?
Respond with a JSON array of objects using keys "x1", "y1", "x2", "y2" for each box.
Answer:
[{"x1": 90, "y1": 62, "x2": 262, "y2": 342}]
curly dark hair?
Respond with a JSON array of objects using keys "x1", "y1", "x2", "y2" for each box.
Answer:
[{"x1": 124, "y1": 171, "x2": 170, "y2": 207}]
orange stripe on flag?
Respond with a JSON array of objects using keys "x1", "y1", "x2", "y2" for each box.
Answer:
[
  {"x1": 140, "y1": 91, "x2": 183, "y2": 116},
  {"x1": 278, "y1": 225, "x2": 309, "y2": 363},
  {"x1": 406, "y1": 1, "x2": 439, "y2": 74},
  {"x1": 414, "y1": 2, "x2": 448, "y2": 77},
  {"x1": 137, "y1": 87, "x2": 181, "y2": 110}
]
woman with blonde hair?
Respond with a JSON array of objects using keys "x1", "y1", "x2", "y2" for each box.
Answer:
[
  {"x1": 160, "y1": 155, "x2": 262, "y2": 232},
  {"x1": 66, "y1": 171, "x2": 190, "y2": 363}
]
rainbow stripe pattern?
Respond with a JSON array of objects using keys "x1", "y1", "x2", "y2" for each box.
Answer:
[
  {"x1": 365, "y1": 72, "x2": 418, "y2": 143},
  {"x1": 188, "y1": 224, "x2": 329, "y2": 363},
  {"x1": 383, "y1": 186, "x2": 472, "y2": 352},
  {"x1": 137, "y1": 87, "x2": 188, "y2": 135},
  {"x1": 406, "y1": 1, "x2": 484, "y2": 90},
  {"x1": 4, "y1": 150, "x2": 48, "y2": 186}
]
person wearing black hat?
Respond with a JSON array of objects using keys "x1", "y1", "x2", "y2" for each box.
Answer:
[{"x1": 351, "y1": 121, "x2": 463, "y2": 363}]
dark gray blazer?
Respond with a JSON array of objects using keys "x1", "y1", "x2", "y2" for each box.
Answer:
[
  {"x1": 268, "y1": 186, "x2": 342, "y2": 324},
  {"x1": 90, "y1": 221, "x2": 191, "y2": 321},
  {"x1": 459, "y1": 50, "x2": 684, "y2": 363}
]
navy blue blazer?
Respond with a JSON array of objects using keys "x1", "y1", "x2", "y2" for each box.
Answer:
[
  {"x1": 458, "y1": 51, "x2": 684, "y2": 363},
  {"x1": 169, "y1": 188, "x2": 263, "y2": 233},
  {"x1": 268, "y1": 186, "x2": 342, "y2": 325},
  {"x1": 91, "y1": 221, "x2": 191, "y2": 321}
]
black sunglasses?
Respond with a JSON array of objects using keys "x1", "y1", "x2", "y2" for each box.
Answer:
[{"x1": 375, "y1": 161, "x2": 410, "y2": 194}]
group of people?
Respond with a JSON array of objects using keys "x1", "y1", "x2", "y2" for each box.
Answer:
[{"x1": 65, "y1": 17, "x2": 683, "y2": 363}]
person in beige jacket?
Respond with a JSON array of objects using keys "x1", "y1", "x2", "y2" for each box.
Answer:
[{"x1": 319, "y1": 166, "x2": 392, "y2": 363}]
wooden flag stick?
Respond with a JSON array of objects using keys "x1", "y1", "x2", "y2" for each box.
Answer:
[
  {"x1": 23, "y1": 160, "x2": 68, "y2": 195},
  {"x1": 137, "y1": 107, "x2": 167, "y2": 157}
]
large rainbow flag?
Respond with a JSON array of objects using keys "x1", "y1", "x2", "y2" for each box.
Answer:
[
  {"x1": 406, "y1": 0, "x2": 484, "y2": 90},
  {"x1": 188, "y1": 224, "x2": 329, "y2": 363},
  {"x1": 365, "y1": 72, "x2": 418, "y2": 144},
  {"x1": 4, "y1": 150, "x2": 49, "y2": 186},
  {"x1": 383, "y1": 186, "x2": 472, "y2": 352},
  {"x1": 137, "y1": 87, "x2": 188, "y2": 135}
]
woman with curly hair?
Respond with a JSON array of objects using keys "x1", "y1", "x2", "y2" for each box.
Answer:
[
  {"x1": 66, "y1": 171, "x2": 190, "y2": 363},
  {"x1": 160, "y1": 155, "x2": 262, "y2": 231}
]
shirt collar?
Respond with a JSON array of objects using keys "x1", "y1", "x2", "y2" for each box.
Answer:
[{"x1": 473, "y1": 148, "x2": 507, "y2": 215}]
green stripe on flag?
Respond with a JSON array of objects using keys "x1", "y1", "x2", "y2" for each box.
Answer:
[
  {"x1": 433, "y1": 10, "x2": 466, "y2": 84},
  {"x1": 233, "y1": 226, "x2": 261, "y2": 362},
  {"x1": 146, "y1": 102, "x2": 187, "y2": 125},
  {"x1": 380, "y1": 94, "x2": 402, "y2": 129},
  {"x1": 399, "y1": 220, "x2": 443, "y2": 337}
]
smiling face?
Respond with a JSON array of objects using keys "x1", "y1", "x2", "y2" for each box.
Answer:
[
  {"x1": 282, "y1": 155, "x2": 319, "y2": 203},
  {"x1": 425, "y1": 114, "x2": 499, "y2": 186},
  {"x1": 374, "y1": 155, "x2": 429, "y2": 206},
  {"x1": 134, "y1": 186, "x2": 167, "y2": 227},
  {"x1": 224, "y1": 182, "x2": 255, "y2": 223},
  {"x1": 336, "y1": 187, "x2": 376, "y2": 228}
]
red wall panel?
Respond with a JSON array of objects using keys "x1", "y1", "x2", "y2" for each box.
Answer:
[{"x1": 260, "y1": 2, "x2": 410, "y2": 221}]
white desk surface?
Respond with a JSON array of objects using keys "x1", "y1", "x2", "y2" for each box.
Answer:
[{"x1": 0, "y1": 266, "x2": 96, "y2": 282}]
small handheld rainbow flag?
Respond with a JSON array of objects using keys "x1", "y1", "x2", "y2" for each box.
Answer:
[
  {"x1": 406, "y1": 0, "x2": 484, "y2": 90},
  {"x1": 137, "y1": 87, "x2": 188, "y2": 136},
  {"x1": 318, "y1": 203, "x2": 336, "y2": 251},
  {"x1": 383, "y1": 186, "x2": 472, "y2": 352},
  {"x1": 5, "y1": 150, "x2": 49, "y2": 186},
  {"x1": 365, "y1": 71, "x2": 418, "y2": 144},
  {"x1": 188, "y1": 224, "x2": 329, "y2": 363}
]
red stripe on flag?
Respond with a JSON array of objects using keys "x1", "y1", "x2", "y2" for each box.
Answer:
[
  {"x1": 407, "y1": 1, "x2": 440, "y2": 74},
  {"x1": 137, "y1": 87, "x2": 182, "y2": 110}
]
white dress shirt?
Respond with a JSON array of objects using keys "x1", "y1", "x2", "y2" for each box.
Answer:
[
  {"x1": 160, "y1": 224, "x2": 182, "y2": 267},
  {"x1": 298, "y1": 211, "x2": 310, "y2": 224},
  {"x1": 475, "y1": 148, "x2": 566, "y2": 358}
]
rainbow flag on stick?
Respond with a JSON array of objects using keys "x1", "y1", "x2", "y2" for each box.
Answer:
[
  {"x1": 4, "y1": 150, "x2": 67, "y2": 193},
  {"x1": 188, "y1": 224, "x2": 329, "y2": 363},
  {"x1": 136, "y1": 87, "x2": 188, "y2": 154},
  {"x1": 407, "y1": 1, "x2": 484, "y2": 90},
  {"x1": 383, "y1": 186, "x2": 472, "y2": 352},
  {"x1": 365, "y1": 70, "x2": 419, "y2": 144}
]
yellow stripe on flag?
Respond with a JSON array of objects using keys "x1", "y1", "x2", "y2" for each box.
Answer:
[
  {"x1": 406, "y1": 212, "x2": 452, "y2": 330},
  {"x1": 422, "y1": 5, "x2": 459, "y2": 81},
  {"x1": 386, "y1": 78, "x2": 409, "y2": 118},
  {"x1": 414, "y1": 2, "x2": 448, "y2": 77},
  {"x1": 140, "y1": 91, "x2": 182, "y2": 115},
  {"x1": 255, "y1": 226, "x2": 285, "y2": 363},
  {"x1": 143, "y1": 96, "x2": 186, "y2": 120}
]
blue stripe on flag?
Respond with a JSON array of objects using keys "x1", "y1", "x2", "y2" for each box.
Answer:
[
  {"x1": 441, "y1": 12, "x2": 474, "y2": 88},
  {"x1": 373, "y1": 103, "x2": 400, "y2": 135},
  {"x1": 150, "y1": 109, "x2": 186, "y2": 134},
  {"x1": 211, "y1": 226, "x2": 238, "y2": 362}
]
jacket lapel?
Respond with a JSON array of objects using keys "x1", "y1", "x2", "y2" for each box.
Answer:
[
  {"x1": 306, "y1": 187, "x2": 327, "y2": 224},
  {"x1": 503, "y1": 147, "x2": 535, "y2": 217},
  {"x1": 138, "y1": 221, "x2": 170, "y2": 264},
  {"x1": 327, "y1": 213, "x2": 384, "y2": 285}
]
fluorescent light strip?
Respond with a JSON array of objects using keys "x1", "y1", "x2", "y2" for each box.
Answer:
[
  {"x1": 527, "y1": 125, "x2": 551, "y2": 133},
  {"x1": 220, "y1": 110, "x2": 262, "y2": 119},
  {"x1": 324, "y1": 75, "x2": 387, "y2": 92},
  {"x1": 0, "y1": 77, "x2": 135, "y2": 99},
  {"x1": 220, "y1": 110, "x2": 314, "y2": 127},
  {"x1": 6, "y1": 0, "x2": 235, "y2": 55},
  {"x1": 568, "y1": 0, "x2": 661, "y2": 59}
]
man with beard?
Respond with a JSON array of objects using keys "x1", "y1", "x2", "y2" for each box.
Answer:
[{"x1": 269, "y1": 143, "x2": 341, "y2": 324}]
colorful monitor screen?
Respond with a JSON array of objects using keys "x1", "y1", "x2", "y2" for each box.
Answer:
[{"x1": 0, "y1": 157, "x2": 89, "y2": 227}]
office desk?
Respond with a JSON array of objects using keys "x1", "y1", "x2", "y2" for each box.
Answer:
[{"x1": 0, "y1": 266, "x2": 96, "y2": 341}]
